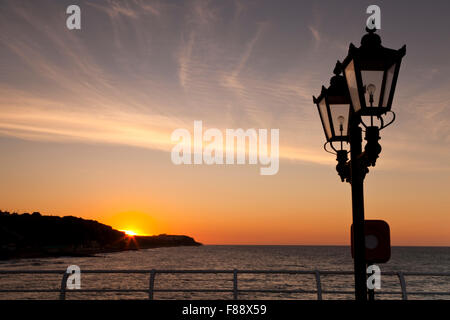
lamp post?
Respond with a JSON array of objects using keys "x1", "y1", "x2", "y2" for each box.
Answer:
[{"x1": 313, "y1": 28, "x2": 405, "y2": 301}]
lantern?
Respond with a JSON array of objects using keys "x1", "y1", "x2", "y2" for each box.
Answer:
[{"x1": 341, "y1": 28, "x2": 406, "y2": 116}]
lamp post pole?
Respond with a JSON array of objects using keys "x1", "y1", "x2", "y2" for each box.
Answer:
[
  {"x1": 314, "y1": 27, "x2": 405, "y2": 302},
  {"x1": 349, "y1": 116, "x2": 367, "y2": 301}
]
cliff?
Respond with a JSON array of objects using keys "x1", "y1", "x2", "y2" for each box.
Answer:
[{"x1": 0, "y1": 211, "x2": 201, "y2": 260}]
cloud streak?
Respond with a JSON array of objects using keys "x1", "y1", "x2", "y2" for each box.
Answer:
[{"x1": 0, "y1": 0, "x2": 448, "y2": 172}]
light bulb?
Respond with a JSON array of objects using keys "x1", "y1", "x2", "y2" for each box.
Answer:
[
  {"x1": 337, "y1": 115, "x2": 345, "y2": 134},
  {"x1": 367, "y1": 84, "x2": 376, "y2": 95}
]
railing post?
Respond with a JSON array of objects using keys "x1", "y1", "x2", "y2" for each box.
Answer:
[
  {"x1": 149, "y1": 269, "x2": 156, "y2": 300},
  {"x1": 233, "y1": 269, "x2": 238, "y2": 300},
  {"x1": 314, "y1": 270, "x2": 323, "y2": 300},
  {"x1": 59, "y1": 272, "x2": 69, "y2": 300},
  {"x1": 397, "y1": 272, "x2": 407, "y2": 300}
]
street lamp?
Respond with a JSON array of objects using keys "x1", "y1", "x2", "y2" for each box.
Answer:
[
  {"x1": 341, "y1": 27, "x2": 406, "y2": 117},
  {"x1": 313, "y1": 62, "x2": 351, "y2": 146},
  {"x1": 342, "y1": 27, "x2": 406, "y2": 166},
  {"x1": 313, "y1": 62, "x2": 352, "y2": 182},
  {"x1": 313, "y1": 28, "x2": 406, "y2": 301}
]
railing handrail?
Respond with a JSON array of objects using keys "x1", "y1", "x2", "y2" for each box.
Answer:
[
  {"x1": 0, "y1": 269, "x2": 449, "y2": 300},
  {"x1": 1, "y1": 269, "x2": 449, "y2": 275}
]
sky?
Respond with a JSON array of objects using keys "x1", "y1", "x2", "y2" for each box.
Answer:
[{"x1": 0, "y1": 0, "x2": 449, "y2": 245}]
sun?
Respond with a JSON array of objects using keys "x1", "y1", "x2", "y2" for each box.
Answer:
[{"x1": 121, "y1": 230, "x2": 138, "y2": 236}]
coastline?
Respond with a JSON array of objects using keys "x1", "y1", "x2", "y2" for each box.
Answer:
[{"x1": 0, "y1": 211, "x2": 202, "y2": 260}]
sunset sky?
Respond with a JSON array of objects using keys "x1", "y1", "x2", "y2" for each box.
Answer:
[{"x1": 0, "y1": 0, "x2": 449, "y2": 245}]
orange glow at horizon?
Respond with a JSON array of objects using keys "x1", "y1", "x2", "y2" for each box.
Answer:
[
  {"x1": 121, "y1": 230, "x2": 138, "y2": 236},
  {"x1": 103, "y1": 211, "x2": 158, "y2": 237}
]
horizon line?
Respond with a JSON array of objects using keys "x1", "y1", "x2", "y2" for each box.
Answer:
[{"x1": 200, "y1": 244, "x2": 450, "y2": 248}]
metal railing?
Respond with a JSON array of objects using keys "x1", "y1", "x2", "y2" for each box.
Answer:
[{"x1": 0, "y1": 269, "x2": 449, "y2": 300}]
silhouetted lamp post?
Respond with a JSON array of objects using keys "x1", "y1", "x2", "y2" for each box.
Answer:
[{"x1": 313, "y1": 28, "x2": 405, "y2": 301}]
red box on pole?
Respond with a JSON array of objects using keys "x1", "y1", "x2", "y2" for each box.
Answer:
[{"x1": 351, "y1": 220, "x2": 391, "y2": 263}]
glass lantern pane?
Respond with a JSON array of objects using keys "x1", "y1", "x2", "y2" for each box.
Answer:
[
  {"x1": 330, "y1": 104, "x2": 350, "y2": 137},
  {"x1": 361, "y1": 70, "x2": 384, "y2": 108},
  {"x1": 382, "y1": 63, "x2": 396, "y2": 107},
  {"x1": 344, "y1": 60, "x2": 361, "y2": 112},
  {"x1": 318, "y1": 98, "x2": 332, "y2": 139}
]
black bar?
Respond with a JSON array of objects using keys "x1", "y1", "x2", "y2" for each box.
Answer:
[{"x1": 1, "y1": 300, "x2": 448, "y2": 319}]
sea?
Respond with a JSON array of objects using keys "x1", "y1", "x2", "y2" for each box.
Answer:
[{"x1": 0, "y1": 246, "x2": 449, "y2": 300}]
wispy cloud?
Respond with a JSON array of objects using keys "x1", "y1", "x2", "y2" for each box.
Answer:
[
  {"x1": 87, "y1": 0, "x2": 162, "y2": 19},
  {"x1": 0, "y1": 0, "x2": 448, "y2": 172},
  {"x1": 178, "y1": 31, "x2": 196, "y2": 90},
  {"x1": 177, "y1": 0, "x2": 219, "y2": 91},
  {"x1": 222, "y1": 22, "x2": 267, "y2": 95},
  {"x1": 308, "y1": 25, "x2": 321, "y2": 47},
  {"x1": 0, "y1": 95, "x2": 182, "y2": 152}
]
